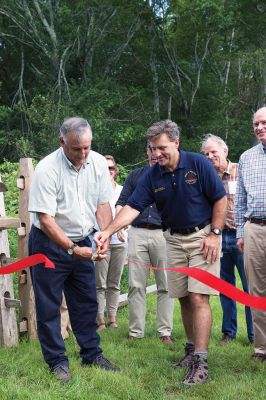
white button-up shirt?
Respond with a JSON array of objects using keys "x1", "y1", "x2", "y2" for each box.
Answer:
[{"x1": 29, "y1": 148, "x2": 113, "y2": 241}]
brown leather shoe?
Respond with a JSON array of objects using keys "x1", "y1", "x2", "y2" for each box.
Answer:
[
  {"x1": 160, "y1": 336, "x2": 174, "y2": 345},
  {"x1": 128, "y1": 335, "x2": 141, "y2": 340},
  {"x1": 219, "y1": 334, "x2": 235, "y2": 345},
  {"x1": 98, "y1": 323, "x2": 106, "y2": 331}
]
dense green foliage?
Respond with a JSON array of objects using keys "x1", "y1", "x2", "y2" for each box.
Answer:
[{"x1": 0, "y1": 1, "x2": 265, "y2": 164}]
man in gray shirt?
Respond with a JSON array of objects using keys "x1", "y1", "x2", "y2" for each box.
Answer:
[{"x1": 29, "y1": 117, "x2": 119, "y2": 383}]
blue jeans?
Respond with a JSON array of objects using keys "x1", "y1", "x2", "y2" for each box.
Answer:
[{"x1": 220, "y1": 229, "x2": 254, "y2": 341}]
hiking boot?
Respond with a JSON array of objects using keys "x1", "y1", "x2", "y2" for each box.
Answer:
[
  {"x1": 171, "y1": 343, "x2": 195, "y2": 369},
  {"x1": 182, "y1": 355, "x2": 209, "y2": 386},
  {"x1": 219, "y1": 334, "x2": 235, "y2": 346},
  {"x1": 52, "y1": 364, "x2": 71, "y2": 384}
]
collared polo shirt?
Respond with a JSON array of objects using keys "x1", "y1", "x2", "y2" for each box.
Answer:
[
  {"x1": 127, "y1": 150, "x2": 226, "y2": 230},
  {"x1": 116, "y1": 166, "x2": 162, "y2": 227},
  {"x1": 29, "y1": 148, "x2": 113, "y2": 241}
]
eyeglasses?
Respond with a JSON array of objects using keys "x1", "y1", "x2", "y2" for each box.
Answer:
[{"x1": 108, "y1": 166, "x2": 116, "y2": 171}]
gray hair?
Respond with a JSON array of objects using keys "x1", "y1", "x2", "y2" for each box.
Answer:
[
  {"x1": 60, "y1": 117, "x2": 92, "y2": 141},
  {"x1": 147, "y1": 120, "x2": 181, "y2": 142},
  {"x1": 201, "y1": 133, "x2": 228, "y2": 156}
]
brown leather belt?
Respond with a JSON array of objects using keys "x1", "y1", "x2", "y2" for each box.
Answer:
[
  {"x1": 134, "y1": 223, "x2": 162, "y2": 230},
  {"x1": 248, "y1": 218, "x2": 266, "y2": 226}
]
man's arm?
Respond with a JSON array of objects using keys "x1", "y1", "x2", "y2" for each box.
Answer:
[
  {"x1": 38, "y1": 213, "x2": 96, "y2": 260},
  {"x1": 94, "y1": 202, "x2": 113, "y2": 253},
  {"x1": 94, "y1": 205, "x2": 140, "y2": 249},
  {"x1": 200, "y1": 195, "x2": 227, "y2": 264},
  {"x1": 96, "y1": 202, "x2": 113, "y2": 230}
]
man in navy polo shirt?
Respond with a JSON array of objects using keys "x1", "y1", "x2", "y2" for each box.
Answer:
[{"x1": 94, "y1": 120, "x2": 227, "y2": 386}]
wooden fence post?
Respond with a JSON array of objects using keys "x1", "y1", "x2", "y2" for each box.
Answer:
[
  {"x1": 0, "y1": 176, "x2": 20, "y2": 347},
  {"x1": 17, "y1": 158, "x2": 37, "y2": 339}
]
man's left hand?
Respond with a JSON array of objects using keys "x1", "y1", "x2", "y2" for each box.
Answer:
[{"x1": 200, "y1": 234, "x2": 221, "y2": 264}]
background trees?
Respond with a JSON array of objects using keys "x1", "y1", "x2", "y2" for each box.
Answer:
[{"x1": 0, "y1": 0, "x2": 265, "y2": 165}]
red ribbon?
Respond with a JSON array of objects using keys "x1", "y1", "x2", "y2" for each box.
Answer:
[
  {"x1": 2, "y1": 255, "x2": 266, "y2": 311},
  {"x1": 128, "y1": 260, "x2": 266, "y2": 311},
  {"x1": 0, "y1": 254, "x2": 55, "y2": 274}
]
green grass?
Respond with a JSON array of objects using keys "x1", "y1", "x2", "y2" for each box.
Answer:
[{"x1": 0, "y1": 294, "x2": 265, "y2": 400}]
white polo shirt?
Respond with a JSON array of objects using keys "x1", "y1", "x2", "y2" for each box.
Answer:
[{"x1": 29, "y1": 148, "x2": 113, "y2": 241}]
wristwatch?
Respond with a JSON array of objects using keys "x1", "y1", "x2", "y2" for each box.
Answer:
[
  {"x1": 67, "y1": 243, "x2": 77, "y2": 255},
  {"x1": 211, "y1": 228, "x2": 222, "y2": 235}
]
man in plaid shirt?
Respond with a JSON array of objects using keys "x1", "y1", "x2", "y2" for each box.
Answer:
[
  {"x1": 235, "y1": 106, "x2": 266, "y2": 361},
  {"x1": 202, "y1": 134, "x2": 254, "y2": 346}
]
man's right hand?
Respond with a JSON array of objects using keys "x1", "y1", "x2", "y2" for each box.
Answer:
[
  {"x1": 73, "y1": 245, "x2": 107, "y2": 261},
  {"x1": 237, "y1": 238, "x2": 244, "y2": 253},
  {"x1": 94, "y1": 231, "x2": 110, "y2": 251}
]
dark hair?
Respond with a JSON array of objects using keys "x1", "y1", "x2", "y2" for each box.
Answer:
[{"x1": 147, "y1": 120, "x2": 181, "y2": 142}]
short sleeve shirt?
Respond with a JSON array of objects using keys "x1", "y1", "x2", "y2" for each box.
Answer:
[
  {"x1": 127, "y1": 150, "x2": 226, "y2": 229},
  {"x1": 29, "y1": 148, "x2": 113, "y2": 241}
]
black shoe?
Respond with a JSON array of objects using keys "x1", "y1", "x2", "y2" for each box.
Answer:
[
  {"x1": 219, "y1": 334, "x2": 235, "y2": 346},
  {"x1": 84, "y1": 354, "x2": 120, "y2": 372},
  {"x1": 52, "y1": 365, "x2": 71, "y2": 384},
  {"x1": 251, "y1": 353, "x2": 266, "y2": 361}
]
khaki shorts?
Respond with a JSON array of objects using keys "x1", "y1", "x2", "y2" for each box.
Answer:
[{"x1": 163, "y1": 224, "x2": 220, "y2": 298}]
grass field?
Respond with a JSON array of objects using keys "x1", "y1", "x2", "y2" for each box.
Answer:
[{"x1": 0, "y1": 293, "x2": 265, "y2": 400}]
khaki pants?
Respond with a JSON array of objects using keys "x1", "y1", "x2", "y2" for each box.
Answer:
[
  {"x1": 164, "y1": 225, "x2": 220, "y2": 298},
  {"x1": 95, "y1": 244, "x2": 127, "y2": 319},
  {"x1": 128, "y1": 227, "x2": 174, "y2": 338},
  {"x1": 60, "y1": 294, "x2": 72, "y2": 339},
  {"x1": 244, "y1": 221, "x2": 266, "y2": 354}
]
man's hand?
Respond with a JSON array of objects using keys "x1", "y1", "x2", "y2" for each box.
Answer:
[
  {"x1": 94, "y1": 230, "x2": 110, "y2": 248},
  {"x1": 200, "y1": 234, "x2": 221, "y2": 264},
  {"x1": 73, "y1": 245, "x2": 107, "y2": 261},
  {"x1": 237, "y1": 238, "x2": 244, "y2": 253},
  {"x1": 117, "y1": 228, "x2": 127, "y2": 242}
]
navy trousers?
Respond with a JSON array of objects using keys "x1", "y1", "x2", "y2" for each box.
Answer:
[
  {"x1": 29, "y1": 225, "x2": 102, "y2": 370},
  {"x1": 220, "y1": 229, "x2": 254, "y2": 341}
]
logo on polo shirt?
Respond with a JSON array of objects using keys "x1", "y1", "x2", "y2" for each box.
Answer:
[{"x1": 185, "y1": 170, "x2": 197, "y2": 184}]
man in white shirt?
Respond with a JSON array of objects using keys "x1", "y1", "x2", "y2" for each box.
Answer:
[{"x1": 29, "y1": 117, "x2": 119, "y2": 383}]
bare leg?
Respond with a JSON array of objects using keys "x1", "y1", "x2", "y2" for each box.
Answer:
[
  {"x1": 190, "y1": 293, "x2": 212, "y2": 351},
  {"x1": 179, "y1": 295, "x2": 194, "y2": 342}
]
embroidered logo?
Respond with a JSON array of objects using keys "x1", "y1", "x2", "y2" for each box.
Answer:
[
  {"x1": 185, "y1": 170, "x2": 197, "y2": 185},
  {"x1": 154, "y1": 186, "x2": 165, "y2": 193}
]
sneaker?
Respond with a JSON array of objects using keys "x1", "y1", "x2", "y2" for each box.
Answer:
[
  {"x1": 160, "y1": 336, "x2": 174, "y2": 345},
  {"x1": 171, "y1": 343, "x2": 195, "y2": 369},
  {"x1": 219, "y1": 334, "x2": 235, "y2": 346},
  {"x1": 182, "y1": 355, "x2": 209, "y2": 387},
  {"x1": 52, "y1": 364, "x2": 71, "y2": 384},
  {"x1": 85, "y1": 354, "x2": 120, "y2": 372}
]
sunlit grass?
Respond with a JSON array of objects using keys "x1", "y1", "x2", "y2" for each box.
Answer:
[{"x1": 0, "y1": 293, "x2": 265, "y2": 400}]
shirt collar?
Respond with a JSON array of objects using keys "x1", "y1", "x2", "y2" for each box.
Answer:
[
  {"x1": 258, "y1": 142, "x2": 266, "y2": 154},
  {"x1": 61, "y1": 148, "x2": 90, "y2": 170},
  {"x1": 223, "y1": 159, "x2": 232, "y2": 177},
  {"x1": 160, "y1": 150, "x2": 186, "y2": 175}
]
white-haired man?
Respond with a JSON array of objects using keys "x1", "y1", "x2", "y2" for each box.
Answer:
[
  {"x1": 29, "y1": 117, "x2": 119, "y2": 383},
  {"x1": 202, "y1": 134, "x2": 253, "y2": 345}
]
